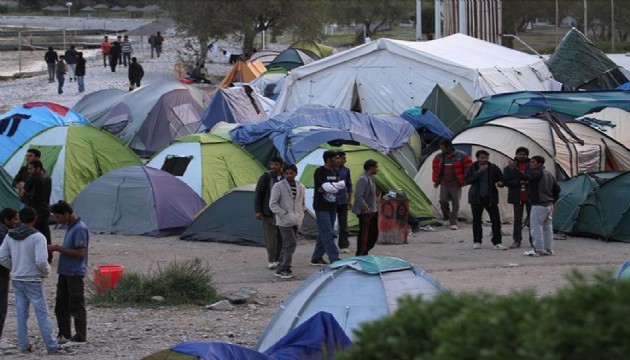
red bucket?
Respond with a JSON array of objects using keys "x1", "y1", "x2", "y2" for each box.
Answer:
[{"x1": 93, "y1": 265, "x2": 124, "y2": 295}]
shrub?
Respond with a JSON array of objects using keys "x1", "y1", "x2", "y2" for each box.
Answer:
[
  {"x1": 337, "y1": 271, "x2": 630, "y2": 360},
  {"x1": 90, "y1": 258, "x2": 219, "y2": 307}
]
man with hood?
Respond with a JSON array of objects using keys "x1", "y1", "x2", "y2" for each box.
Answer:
[{"x1": 0, "y1": 207, "x2": 75, "y2": 355}]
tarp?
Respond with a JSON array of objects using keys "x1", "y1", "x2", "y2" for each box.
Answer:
[
  {"x1": 3, "y1": 125, "x2": 141, "y2": 203},
  {"x1": 218, "y1": 59, "x2": 267, "y2": 89},
  {"x1": 547, "y1": 28, "x2": 628, "y2": 90},
  {"x1": 272, "y1": 34, "x2": 557, "y2": 116},
  {"x1": 200, "y1": 86, "x2": 268, "y2": 130},
  {"x1": 0, "y1": 166, "x2": 19, "y2": 210},
  {"x1": 470, "y1": 90, "x2": 630, "y2": 127},
  {"x1": 255, "y1": 255, "x2": 446, "y2": 352},
  {"x1": 0, "y1": 102, "x2": 90, "y2": 165},
  {"x1": 421, "y1": 83, "x2": 474, "y2": 133},
  {"x1": 73, "y1": 165, "x2": 205, "y2": 237}
]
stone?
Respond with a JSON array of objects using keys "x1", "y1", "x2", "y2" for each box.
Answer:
[
  {"x1": 150, "y1": 296, "x2": 165, "y2": 302},
  {"x1": 206, "y1": 300, "x2": 234, "y2": 311}
]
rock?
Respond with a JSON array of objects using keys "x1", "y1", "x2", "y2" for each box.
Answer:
[
  {"x1": 150, "y1": 296, "x2": 165, "y2": 302},
  {"x1": 206, "y1": 300, "x2": 234, "y2": 311},
  {"x1": 227, "y1": 292, "x2": 250, "y2": 304}
]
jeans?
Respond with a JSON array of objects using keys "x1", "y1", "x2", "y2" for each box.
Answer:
[
  {"x1": 530, "y1": 205, "x2": 553, "y2": 252},
  {"x1": 439, "y1": 185, "x2": 461, "y2": 225},
  {"x1": 471, "y1": 200, "x2": 502, "y2": 245},
  {"x1": 0, "y1": 267, "x2": 9, "y2": 338},
  {"x1": 55, "y1": 275, "x2": 87, "y2": 341},
  {"x1": 13, "y1": 280, "x2": 59, "y2": 352},
  {"x1": 56, "y1": 74, "x2": 64, "y2": 94},
  {"x1": 336, "y1": 203, "x2": 350, "y2": 249},
  {"x1": 67, "y1": 63, "x2": 76, "y2": 80},
  {"x1": 277, "y1": 226, "x2": 298, "y2": 271},
  {"x1": 76, "y1": 76, "x2": 85, "y2": 93},
  {"x1": 150, "y1": 45, "x2": 155, "y2": 58},
  {"x1": 122, "y1": 52, "x2": 131, "y2": 66},
  {"x1": 47, "y1": 63, "x2": 55, "y2": 81},
  {"x1": 262, "y1": 216, "x2": 282, "y2": 263},
  {"x1": 312, "y1": 210, "x2": 339, "y2": 263}
]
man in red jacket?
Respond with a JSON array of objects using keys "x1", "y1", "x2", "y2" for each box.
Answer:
[{"x1": 432, "y1": 139, "x2": 472, "y2": 230}]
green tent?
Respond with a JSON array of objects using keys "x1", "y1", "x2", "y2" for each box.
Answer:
[
  {"x1": 0, "y1": 167, "x2": 19, "y2": 210},
  {"x1": 421, "y1": 83, "x2": 474, "y2": 134},
  {"x1": 296, "y1": 144, "x2": 433, "y2": 231},
  {"x1": 290, "y1": 41, "x2": 337, "y2": 58}
]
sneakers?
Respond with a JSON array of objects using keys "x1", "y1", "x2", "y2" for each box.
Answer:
[
  {"x1": 48, "y1": 346, "x2": 77, "y2": 355},
  {"x1": 542, "y1": 249, "x2": 555, "y2": 256},
  {"x1": 309, "y1": 259, "x2": 329, "y2": 267},
  {"x1": 20, "y1": 345, "x2": 33, "y2": 354},
  {"x1": 494, "y1": 244, "x2": 508, "y2": 251},
  {"x1": 472, "y1": 243, "x2": 481, "y2": 250},
  {"x1": 418, "y1": 225, "x2": 437, "y2": 232},
  {"x1": 277, "y1": 269, "x2": 295, "y2": 279},
  {"x1": 450, "y1": 225, "x2": 458, "y2": 230},
  {"x1": 267, "y1": 262, "x2": 278, "y2": 270},
  {"x1": 0, "y1": 339, "x2": 16, "y2": 350},
  {"x1": 509, "y1": 242, "x2": 521, "y2": 249},
  {"x1": 523, "y1": 250, "x2": 543, "y2": 257},
  {"x1": 57, "y1": 335, "x2": 71, "y2": 345}
]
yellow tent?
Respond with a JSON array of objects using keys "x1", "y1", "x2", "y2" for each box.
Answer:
[{"x1": 218, "y1": 59, "x2": 266, "y2": 89}]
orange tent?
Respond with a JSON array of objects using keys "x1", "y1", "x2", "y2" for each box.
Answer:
[{"x1": 217, "y1": 59, "x2": 266, "y2": 89}]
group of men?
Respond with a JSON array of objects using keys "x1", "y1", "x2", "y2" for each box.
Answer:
[
  {"x1": 432, "y1": 139, "x2": 561, "y2": 256},
  {"x1": 100, "y1": 35, "x2": 145, "y2": 91},
  {"x1": 44, "y1": 45, "x2": 86, "y2": 94},
  {"x1": 254, "y1": 151, "x2": 380, "y2": 278},
  {"x1": 0, "y1": 148, "x2": 90, "y2": 355}
]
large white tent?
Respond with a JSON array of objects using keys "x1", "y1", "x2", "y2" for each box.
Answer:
[{"x1": 272, "y1": 34, "x2": 558, "y2": 116}]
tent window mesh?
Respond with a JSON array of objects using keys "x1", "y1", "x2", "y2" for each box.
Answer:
[
  {"x1": 161, "y1": 155, "x2": 193, "y2": 176},
  {"x1": 574, "y1": 143, "x2": 601, "y2": 173}
]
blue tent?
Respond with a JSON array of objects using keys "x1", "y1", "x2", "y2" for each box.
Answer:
[
  {"x1": 200, "y1": 87, "x2": 268, "y2": 130},
  {"x1": 229, "y1": 105, "x2": 416, "y2": 163},
  {"x1": 0, "y1": 102, "x2": 90, "y2": 164},
  {"x1": 400, "y1": 107, "x2": 453, "y2": 139}
]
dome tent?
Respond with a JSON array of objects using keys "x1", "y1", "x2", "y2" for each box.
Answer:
[{"x1": 0, "y1": 167, "x2": 19, "y2": 209}]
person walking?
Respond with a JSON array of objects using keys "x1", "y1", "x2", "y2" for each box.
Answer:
[
  {"x1": 44, "y1": 47, "x2": 58, "y2": 83},
  {"x1": 148, "y1": 33, "x2": 156, "y2": 59},
  {"x1": 335, "y1": 151, "x2": 352, "y2": 253},
  {"x1": 154, "y1": 32, "x2": 164, "y2": 58},
  {"x1": 0, "y1": 207, "x2": 76, "y2": 355},
  {"x1": 19, "y1": 160, "x2": 52, "y2": 263},
  {"x1": 49, "y1": 201, "x2": 89, "y2": 344},
  {"x1": 464, "y1": 150, "x2": 506, "y2": 250},
  {"x1": 503, "y1": 147, "x2": 532, "y2": 249},
  {"x1": 519, "y1": 156, "x2": 561, "y2": 257},
  {"x1": 109, "y1": 41, "x2": 121, "y2": 72},
  {"x1": 269, "y1": 164, "x2": 306, "y2": 279},
  {"x1": 352, "y1": 159, "x2": 380, "y2": 256},
  {"x1": 64, "y1": 45, "x2": 78, "y2": 82},
  {"x1": 310, "y1": 150, "x2": 342, "y2": 266},
  {"x1": 254, "y1": 156, "x2": 284, "y2": 269},
  {"x1": 100, "y1": 36, "x2": 110, "y2": 68},
  {"x1": 432, "y1": 139, "x2": 472, "y2": 230},
  {"x1": 0, "y1": 208, "x2": 19, "y2": 350},
  {"x1": 55, "y1": 55, "x2": 66, "y2": 95},
  {"x1": 121, "y1": 35, "x2": 133, "y2": 67},
  {"x1": 128, "y1": 57, "x2": 144, "y2": 91},
  {"x1": 75, "y1": 52, "x2": 86, "y2": 93}
]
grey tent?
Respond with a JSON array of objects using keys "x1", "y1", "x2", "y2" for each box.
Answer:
[
  {"x1": 200, "y1": 86, "x2": 269, "y2": 130},
  {"x1": 254, "y1": 255, "x2": 447, "y2": 352},
  {"x1": 73, "y1": 88, "x2": 128, "y2": 124},
  {"x1": 180, "y1": 184, "x2": 316, "y2": 246},
  {"x1": 73, "y1": 165, "x2": 206, "y2": 237}
]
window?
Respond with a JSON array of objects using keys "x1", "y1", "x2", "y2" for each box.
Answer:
[{"x1": 160, "y1": 155, "x2": 192, "y2": 176}]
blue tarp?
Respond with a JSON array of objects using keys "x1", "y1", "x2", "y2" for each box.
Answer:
[
  {"x1": 229, "y1": 105, "x2": 415, "y2": 163},
  {"x1": 400, "y1": 107, "x2": 453, "y2": 139},
  {"x1": 0, "y1": 102, "x2": 90, "y2": 164},
  {"x1": 617, "y1": 82, "x2": 630, "y2": 90},
  {"x1": 167, "y1": 312, "x2": 351, "y2": 360}
]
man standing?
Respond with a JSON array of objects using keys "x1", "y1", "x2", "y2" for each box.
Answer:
[
  {"x1": 44, "y1": 47, "x2": 58, "y2": 83},
  {"x1": 352, "y1": 159, "x2": 379, "y2": 256},
  {"x1": 254, "y1": 157, "x2": 284, "y2": 269},
  {"x1": 269, "y1": 164, "x2": 306, "y2": 279},
  {"x1": 49, "y1": 201, "x2": 89, "y2": 344},
  {"x1": 154, "y1": 32, "x2": 164, "y2": 58},
  {"x1": 464, "y1": 150, "x2": 506, "y2": 250},
  {"x1": 109, "y1": 41, "x2": 121, "y2": 72},
  {"x1": 128, "y1": 57, "x2": 144, "y2": 91},
  {"x1": 0, "y1": 208, "x2": 19, "y2": 350},
  {"x1": 55, "y1": 55, "x2": 67, "y2": 95},
  {"x1": 116, "y1": 35, "x2": 123, "y2": 65},
  {"x1": 12, "y1": 148, "x2": 41, "y2": 195},
  {"x1": 64, "y1": 45, "x2": 78, "y2": 82},
  {"x1": 75, "y1": 52, "x2": 86, "y2": 93},
  {"x1": 0, "y1": 207, "x2": 75, "y2": 355},
  {"x1": 503, "y1": 147, "x2": 532, "y2": 249},
  {"x1": 335, "y1": 151, "x2": 352, "y2": 253},
  {"x1": 520, "y1": 156, "x2": 561, "y2": 257},
  {"x1": 432, "y1": 139, "x2": 472, "y2": 230},
  {"x1": 310, "y1": 150, "x2": 341, "y2": 266},
  {"x1": 121, "y1": 35, "x2": 133, "y2": 67},
  {"x1": 148, "y1": 33, "x2": 156, "y2": 59},
  {"x1": 100, "y1": 35, "x2": 110, "y2": 68},
  {"x1": 20, "y1": 160, "x2": 52, "y2": 263}
]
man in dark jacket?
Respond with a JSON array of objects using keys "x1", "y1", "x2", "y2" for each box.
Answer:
[
  {"x1": 44, "y1": 47, "x2": 58, "y2": 83},
  {"x1": 75, "y1": 52, "x2": 86, "y2": 93},
  {"x1": 254, "y1": 157, "x2": 284, "y2": 269},
  {"x1": 464, "y1": 150, "x2": 506, "y2": 250},
  {"x1": 108, "y1": 41, "x2": 121, "y2": 72},
  {"x1": 19, "y1": 160, "x2": 52, "y2": 263},
  {"x1": 128, "y1": 57, "x2": 144, "y2": 91},
  {"x1": 64, "y1": 45, "x2": 78, "y2": 82},
  {"x1": 503, "y1": 147, "x2": 531, "y2": 249}
]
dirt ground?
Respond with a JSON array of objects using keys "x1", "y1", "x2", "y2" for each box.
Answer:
[{"x1": 2, "y1": 222, "x2": 629, "y2": 359}]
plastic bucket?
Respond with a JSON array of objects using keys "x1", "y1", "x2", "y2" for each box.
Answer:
[{"x1": 93, "y1": 264, "x2": 124, "y2": 295}]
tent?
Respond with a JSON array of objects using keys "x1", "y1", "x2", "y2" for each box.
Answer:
[
  {"x1": 249, "y1": 50, "x2": 280, "y2": 66},
  {"x1": 297, "y1": 145, "x2": 434, "y2": 230},
  {"x1": 200, "y1": 86, "x2": 269, "y2": 130},
  {"x1": 180, "y1": 184, "x2": 316, "y2": 246},
  {"x1": 421, "y1": 83, "x2": 474, "y2": 133},
  {"x1": 400, "y1": 107, "x2": 453, "y2": 161},
  {"x1": 547, "y1": 28, "x2": 628, "y2": 90},
  {"x1": 93, "y1": 80, "x2": 210, "y2": 157},
  {"x1": 0, "y1": 102, "x2": 90, "y2": 165},
  {"x1": 266, "y1": 48, "x2": 320, "y2": 71},
  {"x1": 290, "y1": 41, "x2": 337, "y2": 58},
  {"x1": 470, "y1": 90, "x2": 630, "y2": 127},
  {"x1": 577, "y1": 107, "x2": 630, "y2": 149},
  {"x1": 0, "y1": 167, "x2": 19, "y2": 210},
  {"x1": 250, "y1": 67, "x2": 289, "y2": 101},
  {"x1": 272, "y1": 34, "x2": 556, "y2": 116},
  {"x1": 72, "y1": 165, "x2": 205, "y2": 237},
  {"x1": 3, "y1": 125, "x2": 141, "y2": 204},
  {"x1": 73, "y1": 88, "x2": 128, "y2": 124},
  {"x1": 217, "y1": 59, "x2": 267, "y2": 89},
  {"x1": 255, "y1": 255, "x2": 447, "y2": 351},
  {"x1": 617, "y1": 261, "x2": 630, "y2": 282},
  {"x1": 146, "y1": 133, "x2": 265, "y2": 204}
]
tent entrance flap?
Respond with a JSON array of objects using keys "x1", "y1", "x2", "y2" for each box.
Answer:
[
  {"x1": 575, "y1": 143, "x2": 601, "y2": 173},
  {"x1": 161, "y1": 155, "x2": 193, "y2": 176}
]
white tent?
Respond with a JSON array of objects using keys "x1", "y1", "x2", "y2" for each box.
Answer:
[
  {"x1": 272, "y1": 34, "x2": 558, "y2": 116},
  {"x1": 577, "y1": 107, "x2": 630, "y2": 149}
]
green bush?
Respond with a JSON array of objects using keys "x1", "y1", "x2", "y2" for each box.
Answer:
[
  {"x1": 90, "y1": 258, "x2": 219, "y2": 307},
  {"x1": 337, "y1": 271, "x2": 630, "y2": 360}
]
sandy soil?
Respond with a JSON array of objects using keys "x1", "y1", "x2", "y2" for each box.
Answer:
[{"x1": 1, "y1": 223, "x2": 628, "y2": 359}]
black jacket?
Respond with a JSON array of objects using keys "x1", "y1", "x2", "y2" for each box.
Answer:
[
  {"x1": 44, "y1": 50, "x2": 58, "y2": 64},
  {"x1": 464, "y1": 161, "x2": 503, "y2": 204},
  {"x1": 64, "y1": 49, "x2": 78, "y2": 64},
  {"x1": 521, "y1": 166, "x2": 561, "y2": 206},
  {"x1": 128, "y1": 62, "x2": 144, "y2": 82},
  {"x1": 75, "y1": 57, "x2": 86, "y2": 76},
  {"x1": 503, "y1": 158, "x2": 530, "y2": 204},
  {"x1": 254, "y1": 171, "x2": 283, "y2": 217}
]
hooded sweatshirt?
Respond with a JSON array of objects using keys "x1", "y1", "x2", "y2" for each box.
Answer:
[{"x1": 0, "y1": 225, "x2": 50, "y2": 281}]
